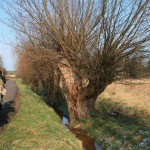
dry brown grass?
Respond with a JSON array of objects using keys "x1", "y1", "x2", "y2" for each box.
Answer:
[{"x1": 98, "y1": 79, "x2": 150, "y2": 114}]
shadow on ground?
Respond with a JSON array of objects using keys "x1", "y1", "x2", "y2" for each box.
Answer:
[
  {"x1": 0, "y1": 101, "x2": 15, "y2": 127},
  {"x1": 84, "y1": 98, "x2": 150, "y2": 149}
]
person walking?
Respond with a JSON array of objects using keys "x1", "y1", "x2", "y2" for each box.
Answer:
[{"x1": 0, "y1": 70, "x2": 6, "y2": 104}]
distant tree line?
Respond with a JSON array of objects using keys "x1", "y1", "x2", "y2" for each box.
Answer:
[{"x1": 125, "y1": 57, "x2": 150, "y2": 79}]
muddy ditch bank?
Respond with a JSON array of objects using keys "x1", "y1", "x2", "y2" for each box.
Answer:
[{"x1": 52, "y1": 106, "x2": 102, "y2": 150}]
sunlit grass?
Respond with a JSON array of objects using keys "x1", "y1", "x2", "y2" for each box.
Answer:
[
  {"x1": 79, "y1": 81, "x2": 150, "y2": 149},
  {"x1": 0, "y1": 79, "x2": 83, "y2": 150},
  {"x1": 81, "y1": 98, "x2": 150, "y2": 149}
]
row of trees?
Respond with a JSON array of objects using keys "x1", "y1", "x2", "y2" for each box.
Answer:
[
  {"x1": 126, "y1": 58, "x2": 150, "y2": 79},
  {"x1": 2, "y1": 0, "x2": 150, "y2": 121}
]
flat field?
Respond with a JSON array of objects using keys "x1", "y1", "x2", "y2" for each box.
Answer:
[{"x1": 98, "y1": 79, "x2": 150, "y2": 113}]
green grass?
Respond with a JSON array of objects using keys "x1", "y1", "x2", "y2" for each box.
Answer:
[
  {"x1": 0, "y1": 79, "x2": 83, "y2": 150},
  {"x1": 81, "y1": 98, "x2": 150, "y2": 150}
]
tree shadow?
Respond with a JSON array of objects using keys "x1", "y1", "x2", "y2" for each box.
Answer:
[
  {"x1": 0, "y1": 101, "x2": 15, "y2": 127},
  {"x1": 88, "y1": 98, "x2": 150, "y2": 149}
]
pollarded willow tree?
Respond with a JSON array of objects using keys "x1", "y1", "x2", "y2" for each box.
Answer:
[{"x1": 2, "y1": 0, "x2": 150, "y2": 121}]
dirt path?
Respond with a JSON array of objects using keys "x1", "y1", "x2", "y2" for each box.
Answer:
[{"x1": 0, "y1": 79, "x2": 17, "y2": 133}]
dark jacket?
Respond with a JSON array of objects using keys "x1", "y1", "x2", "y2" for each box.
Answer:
[{"x1": 0, "y1": 75, "x2": 6, "y2": 84}]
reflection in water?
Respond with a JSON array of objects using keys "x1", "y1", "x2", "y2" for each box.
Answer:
[
  {"x1": 70, "y1": 127, "x2": 96, "y2": 150},
  {"x1": 62, "y1": 116, "x2": 69, "y2": 129},
  {"x1": 61, "y1": 116, "x2": 101, "y2": 150},
  {"x1": 95, "y1": 142, "x2": 103, "y2": 150}
]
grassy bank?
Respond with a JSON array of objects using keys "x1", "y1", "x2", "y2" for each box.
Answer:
[
  {"x1": 0, "y1": 79, "x2": 83, "y2": 150},
  {"x1": 81, "y1": 81, "x2": 150, "y2": 149}
]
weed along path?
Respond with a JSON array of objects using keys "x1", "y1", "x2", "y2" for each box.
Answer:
[{"x1": 0, "y1": 79, "x2": 18, "y2": 133}]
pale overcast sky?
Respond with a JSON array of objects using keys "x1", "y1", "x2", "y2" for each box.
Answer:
[{"x1": 0, "y1": 4, "x2": 16, "y2": 71}]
